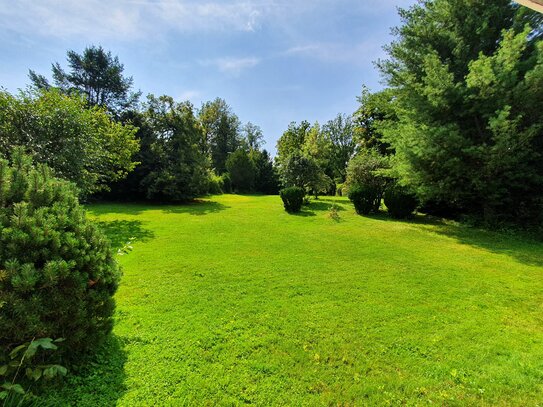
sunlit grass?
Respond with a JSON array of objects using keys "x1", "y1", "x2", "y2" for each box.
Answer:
[{"x1": 44, "y1": 195, "x2": 543, "y2": 405}]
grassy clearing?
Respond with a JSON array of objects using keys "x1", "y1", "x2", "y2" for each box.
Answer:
[{"x1": 44, "y1": 195, "x2": 543, "y2": 405}]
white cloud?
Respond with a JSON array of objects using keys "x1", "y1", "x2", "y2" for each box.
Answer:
[
  {"x1": 177, "y1": 90, "x2": 201, "y2": 101},
  {"x1": 200, "y1": 57, "x2": 260, "y2": 75},
  {"x1": 0, "y1": 0, "x2": 269, "y2": 40},
  {"x1": 283, "y1": 40, "x2": 384, "y2": 66}
]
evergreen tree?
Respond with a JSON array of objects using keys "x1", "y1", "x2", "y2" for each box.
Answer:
[
  {"x1": 29, "y1": 45, "x2": 140, "y2": 115},
  {"x1": 226, "y1": 149, "x2": 256, "y2": 192},
  {"x1": 379, "y1": 0, "x2": 543, "y2": 223}
]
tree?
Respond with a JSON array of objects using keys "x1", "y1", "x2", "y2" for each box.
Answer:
[
  {"x1": 345, "y1": 149, "x2": 391, "y2": 213},
  {"x1": 226, "y1": 149, "x2": 256, "y2": 192},
  {"x1": 199, "y1": 98, "x2": 241, "y2": 174},
  {"x1": 322, "y1": 114, "x2": 357, "y2": 182},
  {"x1": 29, "y1": 45, "x2": 140, "y2": 115},
  {"x1": 139, "y1": 95, "x2": 210, "y2": 201},
  {"x1": 279, "y1": 153, "x2": 331, "y2": 198},
  {"x1": 353, "y1": 88, "x2": 395, "y2": 156},
  {"x1": 275, "y1": 121, "x2": 311, "y2": 167},
  {"x1": 242, "y1": 122, "x2": 264, "y2": 151},
  {"x1": 276, "y1": 121, "x2": 333, "y2": 197},
  {"x1": 378, "y1": 0, "x2": 543, "y2": 224},
  {"x1": 250, "y1": 149, "x2": 279, "y2": 194},
  {"x1": 0, "y1": 89, "x2": 139, "y2": 197}
]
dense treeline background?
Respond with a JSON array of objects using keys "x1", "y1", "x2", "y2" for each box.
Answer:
[{"x1": 1, "y1": 0, "x2": 542, "y2": 228}]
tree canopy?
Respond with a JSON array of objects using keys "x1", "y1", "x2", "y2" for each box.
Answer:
[{"x1": 29, "y1": 45, "x2": 140, "y2": 115}]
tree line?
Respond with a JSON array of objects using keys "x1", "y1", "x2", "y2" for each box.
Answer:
[{"x1": 1, "y1": 45, "x2": 279, "y2": 202}]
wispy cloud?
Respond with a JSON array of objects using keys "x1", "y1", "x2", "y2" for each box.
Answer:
[
  {"x1": 0, "y1": 0, "x2": 268, "y2": 40},
  {"x1": 282, "y1": 40, "x2": 384, "y2": 66},
  {"x1": 177, "y1": 90, "x2": 202, "y2": 101},
  {"x1": 200, "y1": 57, "x2": 261, "y2": 75},
  {"x1": 0, "y1": 0, "x2": 413, "y2": 42}
]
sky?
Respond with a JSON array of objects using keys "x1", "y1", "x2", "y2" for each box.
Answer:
[{"x1": 0, "y1": 0, "x2": 416, "y2": 152}]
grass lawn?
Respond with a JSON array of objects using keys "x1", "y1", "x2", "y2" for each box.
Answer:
[{"x1": 44, "y1": 194, "x2": 543, "y2": 406}]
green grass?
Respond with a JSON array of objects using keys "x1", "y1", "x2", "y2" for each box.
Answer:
[{"x1": 44, "y1": 195, "x2": 543, "y2": 406}]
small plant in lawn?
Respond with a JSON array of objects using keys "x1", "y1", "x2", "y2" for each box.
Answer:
[
  {"x1": 328, "y1": 204, "x2": 341, "y2": 221},
  {"x1": 279, "y1": 187, "x2": 305, "y2": 213}
]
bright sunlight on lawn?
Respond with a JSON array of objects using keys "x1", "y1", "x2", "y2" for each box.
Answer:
[{"x1": 44, "y1": 195, "x2": 543, "y2": 406}]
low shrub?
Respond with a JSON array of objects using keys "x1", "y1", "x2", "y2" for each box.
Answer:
[
  {"x1": 348, "y1": 184, "x2": 381, "y2": 215},
  {"x1": 335, "y1": 183, "x2": 344, "y2": 197},
  {"x1": 0, "y1": 150, "x2": 121, "y2": 362},
  {"x1": 384, "y1": 184, "x2": 418, "y2": 218},
  {"x1": 280, "y1": 187, "x2": 305, "y2": 213}
]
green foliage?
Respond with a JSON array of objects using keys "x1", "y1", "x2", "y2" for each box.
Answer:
[
  {"x1": 250, "y1": 150, "x2": 279, "y2": 194},
  {"x1": 279, "y1": 186, "x2": 305, "y2": 213},
  {"x1": 199, "y1": 98, "x2": 242, "y2": 174},
  {"x1": 321, "y1": 114, "x2": 357, "y2": 181},
  {"x1": 226, "y1": 150, "x2": 256, "y2": 193},
  {"x1": 354, "y1": 87, "x2": 395, "y2": 155},
  {"x1": 348, "y1": 184, "x2": 381, "y2": 215},
  {"x1": 0, "y1": 89, "x2": 139, "y2": 197},
  {"x1": 0, "y1": 150, "x2": 120, "y2": 360},
  {"x1": 279, "y1": 154, "x2": 331, "y2": 198},
  {"x1": 327, "y1": 203, "x2": 341, "y2": 221},
  {"x1": 275, "y1": 121, "x2": 312, "y2": 167},
  {"x1": 345, "y1": 149, "x2": 390, "y2": 206},
  {"x1": 220, "y1": 173, "x2": 232, "y2": 194},
  {"x1": 139, "y1": 95, "x2": 210, "y2": 202},
  {"x1": 242, "y1": 122, "x2": 264, "y2": 151},
  {"x1": 28, "y1": 45, "x2": 140, "y2": 115},
  {"x1": 384, "y1": 184, "x2": 418, "y2": 218},
  {"x1": 207, "y1": 173, "x2": 223, "y2": 195},
  {"x1": 335, "y1": 183, "x2": 344, "y2": 196},
  {"x1": 378, "y1": 0, "x2": 543, "y2": 225},
  {"x1": 1, "y1": 338, "x2": 66, "y2": 405}
]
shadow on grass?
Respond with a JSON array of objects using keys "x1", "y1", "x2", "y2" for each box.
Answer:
[
  {"x1": 365, "y1": 212, "x2": 543, "y2": 267},
  {"x1": 42, "y1": 335, "x2": 127, "y2": 406},
  {"x1": 288, "y1": 199, "x2": 347, "y2": 217},
  {"x1": 95, "y1": 220, "x2": 155, "y2": 251},
  {"x1": 88, "y1": 200, "x2": 229, "y2": 217},
  {"x1": 161, "y1": 200, "x2": 230, "y2": 215},
  {"x1": 291, "y1": 210, "x2": 317, "y2": 217},
  {"x1": 307, "y1": 200, "x2": 346, "y2": 212}
]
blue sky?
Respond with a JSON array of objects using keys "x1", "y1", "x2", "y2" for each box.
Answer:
[{"x1": 0, "y1": 0, "x2": 415, "y2": 152}]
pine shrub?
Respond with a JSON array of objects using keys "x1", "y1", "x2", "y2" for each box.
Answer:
[
  {"x1": 384, "y1": 184, "x2": 418, "y2": 218},
  {"x1": 279, "y1": 187, "x2": 305, "y2": 213},
  {"x1": 0, "y1": 150, "x2": 121, "y2": 361}
]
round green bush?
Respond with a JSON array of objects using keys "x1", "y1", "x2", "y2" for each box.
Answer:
[
  {"x1": 279, "y1": 186, "x2": 305, "y2": 213},
  {"x1": 348, "y1": 184, "x2": 381, "y2": 215},
  {"x1": 384, "y1": 184, "x2": 418, "y2": 218},
  {"x1": 0, "y1": 150, "x2": 121, "y2": 359}
]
